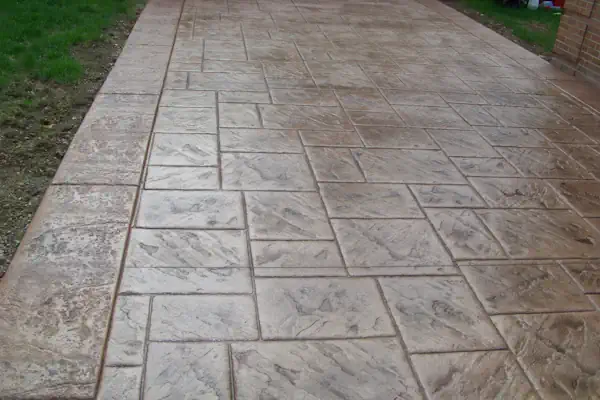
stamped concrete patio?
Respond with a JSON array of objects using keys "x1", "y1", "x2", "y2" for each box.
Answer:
[{"x1": 2, "y1": 0, "x2": 600, "y2": 398}]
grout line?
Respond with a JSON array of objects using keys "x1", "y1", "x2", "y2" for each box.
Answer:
[
  {"x1": 93, "y1": 0, "x2": 186, "y2": 397},
  {"x1": 138, "y1": 296, "x2": 154, "y2": 400},
  {"x1": 374, "y1": 279, "x2": 430, "y2": 400},
  {"x1": 242, "y1": 191, "x2": 263, "y2": 341}
]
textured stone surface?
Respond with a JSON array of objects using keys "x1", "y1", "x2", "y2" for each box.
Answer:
[
  {"x1": 149, "y1": 134, "x2": 217, "y2": 166},
  {"x1": 9, "y1": 0, "x2": 600, "y2": 398},
  {"x1": 379, "y1": 277, "x2": 504, "y2": 352},
  {"x1": 105, "y1": 296, "x2": 149, "y2": 366},
  {"x1": 97, "y1": 367, "x2": 143, "y2": 400},
  {"x1": 493, "y1": 313, "x2": 600, "y2": 399},
  {"x1": 426, "y1": 208, "x2": 506, "y2": 260},
  {"x1": 150, "y1": 295, "x2": 258, "y2": 340},
  {"x1": 144, "y1": 343, "x2": 230, "y2": 400},
  {"x1": 333, "y1": 219, "x2": 452, "y2": 267},
  {"x1": 246, "y1": 191, "x2": 333, "y2": 240},
  {"x1": 462, "y1": 263, "x2": 593, "y2": 313},
  {"x1": 476, "y1": 209, "x2": 600, "y2": 258},
  {"x1": 320, "y1": 183, "x2": 423, "y2": 218},
  {"x1": 412, "y1": 351, "x2": 537, "y2": 400},
  {"x1": 354, "y1": 149, "x2": 466, "y2": 184},
  {"x1": 256, "y1": 278, "x2": 394, "y2": 339},
  {"x1": 137, "y1": 191, "x2": 244, "y2": 229},
  {"x1": 469, "y1": 177, "x2": 567, "y2": 209},
  {"x1": 126, "y1": 228, "x2": 248, "y2": 268},
  {"x1": 410, "y1": 184, "x2": 486, "y2": 208},
  {"x1": 222, "y1": 152, "x2": 314, "y2": 190},
  {"x1": 232, "y1": 339, "x2": 422, "y2": 400}
]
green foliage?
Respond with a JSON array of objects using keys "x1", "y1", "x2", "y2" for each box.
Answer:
[
  {"x1": 0, "y1": 0, "x2": 143, "y2": 88},
  {"x1": 460, "y1": 0, "x2": 562, "y2": 52}
]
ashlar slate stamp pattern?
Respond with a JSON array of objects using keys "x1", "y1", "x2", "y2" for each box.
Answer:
[{"x1": 94, "y1": 0, "x2": 600, "y2": 399}]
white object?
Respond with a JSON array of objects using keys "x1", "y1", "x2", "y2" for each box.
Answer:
[{"x1": 528, "y1": 0, "x2": 540, "y2": 10}]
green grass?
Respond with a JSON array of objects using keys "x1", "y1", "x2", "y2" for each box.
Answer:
[
  {"x1": 459, "y1": 0, "x2": 562, "y2": 53},
  {"x1": 0, "y1": 0, "x2": 145, "y2": 274},
  {"x1": 0, "y1": 0, "x2": 143, "y2": 89}
]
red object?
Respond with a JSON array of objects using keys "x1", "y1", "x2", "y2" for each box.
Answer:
[{"x1": 553, "y1": 0, "x2": 565, "y2": 7}]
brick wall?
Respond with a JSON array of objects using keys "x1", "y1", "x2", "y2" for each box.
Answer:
[{"x1": 553, "y1": 0, "x2": 600, "y2": 85}]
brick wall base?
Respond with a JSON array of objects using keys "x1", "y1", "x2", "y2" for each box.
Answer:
[{"x1": 553, "y1": 0, "x2": 600, "y2": 86}]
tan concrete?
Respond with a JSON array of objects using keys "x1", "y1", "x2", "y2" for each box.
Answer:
[{"x1": 2, "y1": 0, "x2": 600, "y2": 398}]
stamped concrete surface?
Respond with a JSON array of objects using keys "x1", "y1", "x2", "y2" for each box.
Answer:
[{"x1": 2, "y1": 0, "x2": 600, "y2": 398}]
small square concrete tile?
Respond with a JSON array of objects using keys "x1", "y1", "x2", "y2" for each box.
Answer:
[
  {"x1": 451, "y1": 157, "x2": 520, "y2": 177},
  {"x1": 255, "y1": 278, "x2": 394, "y2": 339},
  {"x1": 246, "y1": 191, "x2": 334, "y2": 239},
  {"x1": 300, "y1": 130, "x2": 364, "y2": 147},
  {"x1": 382, "y1": 90, "x2": 447, "y2": 106},
  {"x1": 426, "y1": 208, "x2": 506, "y2": 260},
  {"x1": 548, "y1": 180, "x2": 600, "y2": 217},
  {"x1": 101, "y1": 67, "x2": 165, "y2": 95},
  {"x1": 348, "y1": 110, "x2": 405, "y2": 126},
  {"x1": 492, "y1": 312, "x2": 600, "y2": 399},
  {"x1": 561, "y1": 261, "x2": 600, "y2": 293},
  {"x1": 260, "y1": 105, "x2": 353, "y2": 130},
  {"x1": 484, "y1": 106, "x2": 570, "y2": 129},
  {"x1": 412, "y1": 351, "x2": 536, "y2": 400},
  {"x1": 320, "y1": 183, "x2": 423, "y2": 218},
  {"x1": 247, "y1": 40, "x2": 302, "y2": 61},
  {"x1": 160, "y1": 90, "x2": 216, "y2": 108},
  {"x1": 220, "y1": 128, "x2": 302, "y2": 153},
  {"x1": 353, "y1": 149, "x2": 466, "y2": 184},
  {"x1": 379, "y1": 277, "x2": 505, "y2": 352},
  {"x1": 53, "y1": 132, "x2": 148, "y2": 185},
  {"x1": 335, "y1": 88, "x2": 393, "y2": 111},
  {"x1": 498, "y1": 147, "x2": 590, "y2": 179},
  {"x1": 308, "y1": 62, "x2": 374, "y2": 89},
  {"x1": 154, "y1": 107, "x2": 217, "y2": 133},
  {"x1": 97, "y1": 367, "x2": 142, "y2": 400},
  {"x1": 427, "y1": 129, "x2": 497, "y2": 157},
  {"x1": 189, "y1": 72, "x2": 267, "y2": 91},
  {"x1": 137, "y1": 191, "x2": 244, "y2": 229},
  {"x1": 150, "y1": 295, "x2": 258, "y2": 340},
  {"x1": 120, "y1": 268, "x2": 252, "y2": 294},
  {"x1": 479, "y1": 91, "x2": 538, "y2": 107},
  {"x1": 219, "y1": 103, "x2": 261, "y2": 128},
  {"x1": 105, "y1": 296, "x2": 149, "y2": 366},
  {"x1": 559, "y1": 144, "x2": 600, "y2": 178},
  {"x1": 476, "y1": 209, "x2": 600, "y2": 258},
  {"x1": 409, "y1": 185, "x2": 486, "y2": 208},
  {"x1": 251, "y1": 241, "x2": 344, "y2": 274},
  {"x1": 356, "y1": 126, "x2": 439, "y2": 149},
  {"x1": 145, "y1": 166, "x2": 218, "y2": 189},
  {"x1": 164, "y1": 71, "x2": 188, "y2": 88},
  {"x1": 149, "y1": 134, "x2": 217, "y2": 166},
  {"x1": 440, "y1": 92, "x2": 489, "y2": 105},
  {"x1": 126, "y1": 229, "x2": 248, "y2": 268},
  {"x1": 204, "y1": 39, "x2": 246, "y2": 60},
  {"x1": 270, "y1": 88, "x2": 338, "y2": 106},
  {"x1": 144, "y1": 343, "x2": 230, "y2": 400},
  {"x1": 471, "y1": 260, "x2": 593, "y2": 312},
  {"x1": 218, "y1": 91, "x2": 271, "y2": 103},
  {"x1": 451, "y1": 104, "x2": 499, "y2": 126},
  {"x1": 469, "y1": 177, "x2": 567, "y2": 209},
  {"x1": 333, "y1": 219, "x2": 452, "y2": 267},
  {"x1": 538, "y1": 127, "x2": 595, "y2": 144},
  {"x1": 475, "y1": 126, "x2": 551, "y2": 147},
  {"x1": 263, "y1": 62, "x2": 315, "y2": 88},
  {"x1": 203, "y1": 60, "x2": 263, "y2": 73},
  {"x1": 306, "y1": 147, "x2": 364, "y2": 182},
  {"x1": 222, "y1": 152, "x2": 314, "y2": 190},
  {"x1": 394, "y1": 105, "x2": 470, "y2": 128},
  {"x1": 232, "y1": 339, "x2": 423, "y2": 400}
]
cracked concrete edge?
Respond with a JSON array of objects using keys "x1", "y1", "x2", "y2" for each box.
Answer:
[{"x1": 0, "y1": 0, "x2": 183, "y2": 398}]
